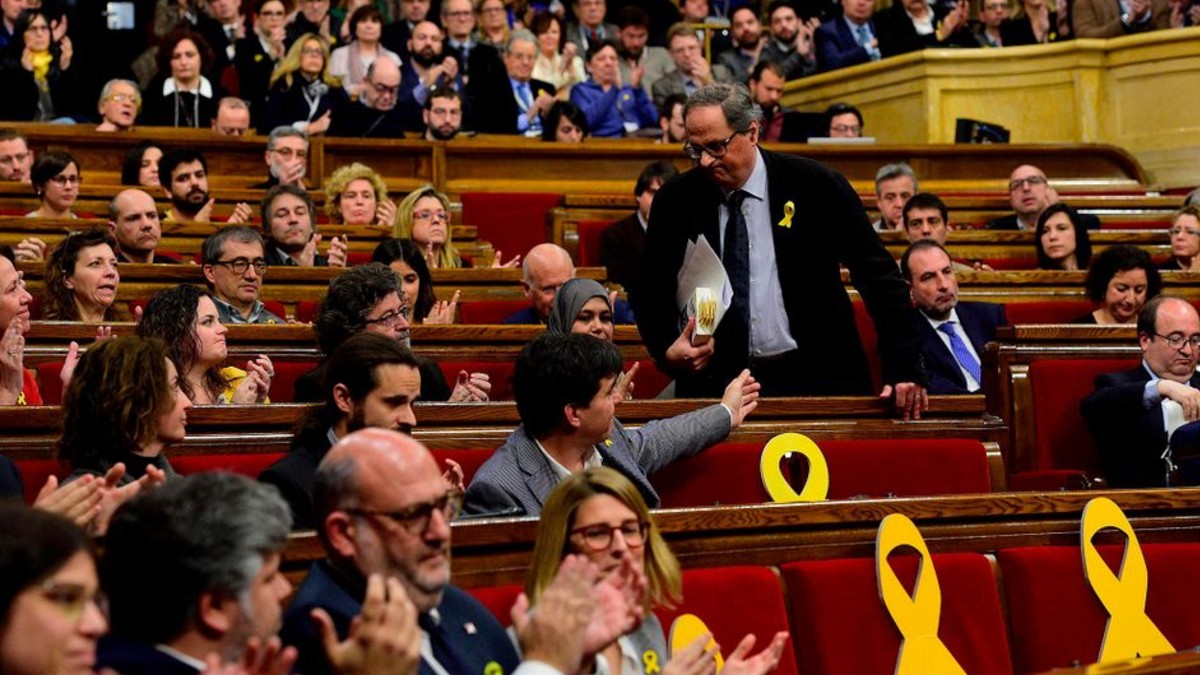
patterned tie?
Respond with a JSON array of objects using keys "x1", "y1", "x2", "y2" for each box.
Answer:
[
  {"x1": 723, "y1": 190, "x2": 751, "y2": 339},
  {"x1": 938, "y1": 321, "x2": 981, "y2": 384},
  {"x1": 418, "y1": 612, "x2": 473, "y2": 675},
  {"x1": 855, "y1": 23, "x2": 881, "y2": 60}
]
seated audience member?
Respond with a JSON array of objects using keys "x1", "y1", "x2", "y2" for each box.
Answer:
[
  {"x1": 614, "y1": 6, "x2": 670, "y2": 97},
  {"x1": 371, "y1": 238, "x2": 458, "y2": 324},
  {"x1": 465, "y1": 332, "x2": 759, "y2": 516},
  {"x1": 760, "y1": 0, "x2": 819, "y2": 80},
  {"x1": 201, "y1": 227, "x2": 285, "y2": 324},
  {"x1": 423, "y1": 86, "x2": 464, "y2": 140},
  {"x1": 159, "y1": 148, "x2": 253, "y2": 224},
  {"x1": 902, "y1": 192, "x2": 990, "y2": 271},
  {"x1": 816, "y1": 0, "x2": 883, "y2": 72},
  {"x1": 570, "y1": 40, "x2": 658, "y2": 138},
  {"x1": 282, "y1": 427, "x2": 639, "y2": 675},
  {"x1": 287, "y1": 0, "x2": 342, "y2": 48},
  {"x1": 141, "y1": 29, "x2": 225, "y2": 128},
  {"x1": 95, "y1": 79, "x2": 141, "y2": 132},
  {"x1": 547, "y1": 278, "x2": 615, "y2": 341},
  {"x1": 1035, "y1": 202, "x2": 1092, "y2": 271},
  {"x1": 397, "y1": 21, "x2": 462, "y2": 132},
  {"x1": 1076, "y1": 245, "x2": 1161, "y2": 325},
  {"x1": 0, "y1": 504, "x2": 108, "y2": 675},
  {"x1": 298, "y1": 263, "x2": 489, "y2": 402},
  {"x1": 0, "y1": 248, "x2": 39, "y2": 405},
  {"x1": 138, "y1": 284, "x2": 274, "y2": 404},
  {"x1": 1003, "y1": 0, "x2": 1073, "y2": 43},
  {"x1": 718, "y1": 6, "x2": 767, "y2": 84},
  {"x1": 901, "y1": 240, "x2": 1006, "y2": 395},
  {"x1": 658, "y1": 93, "x2": 686, "y2": 144},
  {"x1": 381, "y1": 0, "x2": 432, "y2": 57},
  {"x1": 477, "y1": 0, "x2": 511, "y2": 48},
  {"x1": 58, "y1": 336, "x2": 188, "y2": 484},
  {"x1": 233, "y1": 0, "x2": 289, "y2": 130},
  {"x1": 527, "y1": 467, "x2": 789, "y2": 674},
  {"x1": 566, "y1": 0, "x2": 619, "y2": 50},
  {"x1": 120, "y1": 141, "x2": 161, "y2": 188},
  {"x1": 1081, "y1": 295, "x2": 1200, "y2": 488},
  {"x1": 990, "y1": 164, "x2": 1101, "y2": 231},
  {"x1": 211, "y1": 96, "x2": 252, "y2": 136},
  {"x1": 261, "y1": 332, "x2": 421, "y2": 528},
  {"x1": 1168, "y1": 0, "x2": 1200, "y2": 26},
  {"x1": 873, "y1": 162, "x2": 917, "y2": 231},
  {"x1": 0, "y1": 8, "x2": 78, "y2": 122},
  {"x1": 1163, "y1": 205, "x2": 1200, "y2": 272},
  {"x1": 0, "y1": 129, "x2": 33, "y2": 183},
  {"x1": 750, "y1": 61, "x2": 794, "y2": 143},
  {"x1": 600, "y1": 161, "x2": 678, "y2": 292},
  {"x1": 975, "y1": 0, "x2": 1010, "y2": 45},
  {"x1": 876, "y1": 0, "x2": 973, "y2": 56},
  {"x1": 329, "y1": 5, "x2": 401, "y2": 98},
  {"x1": 43, "y1": 228, "x2": 126, "y2": 323},
  {"x1": 26, "y1": 151, "x2": 80, "y2": 220},
  {"x1": 477, "y1": 29, "x2": 556, "y2": 136},
  {"x1": 1073, "y1": 0, "x2": 1168, "y2": 36},
  {"x1": 262, "y1": 184, "x2": 347, "y2": 266},
  {"x1": 508, "y1": 243, "x2": 634, "y2": 324},
  {"x1": 263, "y1": 32, "x2": 344, "y2": 135},
  {"x1": 327, "y1": 50, "x2": 408, "y2": 138},
  {"x1": 827, "y1": 101, "x2": 863, "y2": 137},
  {"x1": 542, "y1": 100, "x2": 587, "y2": 141},
  {"x1": 324, "y1": 162, "x2": 397, "y2": 226},
  {"x1": 394, "y1": 184, "x2": 518, "y2": 269},
  {"x1": 651, "y1": 23, "x2": 733, "y2": 111},
  {"x1": 107, "y1": 189, "x2": 182, "y2": 264},
  {"x1": 532, "y1": 11, "x2": 587, "y2": 94},
  {"x1": 252, "y1": 127, "x2": 308, "y2": 191}
]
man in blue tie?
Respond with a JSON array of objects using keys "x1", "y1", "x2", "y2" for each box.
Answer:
[
  {"x1": 815, "y1": 0, "x2": 883, "y2": 71},
  {"x1": 901, "y1": 240, "x2": 1007, "y2": 395},
  {"x1": 504, "y1": 30, "x2": 557, "y2": 137}
]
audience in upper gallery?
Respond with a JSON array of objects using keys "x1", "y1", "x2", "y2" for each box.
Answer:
[
  {"x1": 826, "y1": 101, "x2": 863, "y2": 137},
  {"x1": 137, "y1": 284, "x2": 274, "y2": 404},
  {"x1": 873, "y1": 162, "x2": 918, "y2": 231},
  {"x1": 600, "y1": 160, "x2": 678, "y2": 293},
  {"x1": 1076, "y1": 245, "x2": 1160, "y2": 324},
  {"x1": 718, "y1": 6, "x2": 767, "y2": 83},
  {"x1": 1002, "y1": 0, "x2": 1073, "y2": 43},
  {"x1": 658, "y1": 93, "x2": 686, "y2": 143},
  {"x1": 1073, "y1": 0, "x2": 1169, "y2": 36},
  {"x1": 120, "y1": 141, "x2": 162, "y2": 188},
  {"x1": 876, "y1": 0, "x2": 974, "y2": 56},
  {"x1": 1169, "y1": 0, "x2": 1200, "y2": 26},
  {"x1": 651, "y1": 23, "x2": 733, "y2": 111},
  {"x1": 989, "y1": 164, "x2": 1101, "y2": 231},
  {"x1": 327, "y1": 57, "x2": 409, "y2": 137},
  {"x1": 253, "y1": 126, "x2": 310, "y2": 189},
  {"x1": 567, "y1": 0, "x2": 619, "y2": 51},
  {"x1": 491, "y1": 29, "x2": 558, "y2": 136},
  {"x1": 201, "y1": 226, "x2": 285, "y2": 324},
  {"x1": 0, "y1": 0, "x2": 27, "y2": 52},
  {"x1": 750, "y1": 60, "x2": 795, "y2": 142},
  {"x1": 531, "y1": 11, "x2": 587, "y2": 95},
  {"x1": 140, "y1": 29, "x2": 226, "y2": 129},
  {"x1": 398, "y1": 21, "x2": 462, "y2": 132},
  {"x1": 287, "y1": 0, "x2": 343, "y2": 46},
  {"x1": 422, "y1": 85, "x2": 465, "y2": 140},
  {"x1": 0, "y1": 248, "x2": 38, "y2": 405},
  {"x1": 506, "y1": 243, "x2": 635, "y2": 325},
  {"x1": 760, "y1": 0, "x2": 819, "y2": 80},
  {"x1": 477, "y1": 0, "x2": 512, "y2": 49},
  {"x1": 108, "y1": 189, "x2": 184, "y2": 264},
  {"x1": 42, "y1": 228, "x2": 126, "y2": 323},
  {"x1": 158, "y1": 148, "x2": 254, "y2": 224},
  {"x1": 233, "y1": 0, "x2": 289, "y2": 130},
  {"x1": 1035, "y1": 202, "x2": 1093, "y2": 271},
  {"x1": 441, "y1": 0, "x2": 509, "y2": 129},
  {"x1": 324, "y1": 161, "x2": 398, "y2": 226},
  {"x1": 0, "y1": 8, "x2": 78, "y2": 123},
  {"x1": 571, "y1": 40, "x2": 658, "y2": 138},
  {"x1": 974, "y1": 0, "x2": 1011, "y2": 46},
  {"x1": 329, "y1": 5, "x2": 402, "y2": 99},
  {"x1": 0, "y1": 129, "x2": 33, "y2": 183},
  {"x1": 184, "y1": 0, "x2": 249, "y2": 74},
  {"x1": 1162, "y1": 205, "x2": 1200, "y2": 272},
  {"x1": 371, "y1": 238, "x2": 459, "y2": 324},
  {"x1": 263, "y1": 32, "x2": 344, "y2": 135},
  {"x1": 615, "y1": 6, "x2": 672, "y2": 97},
  {"x1": 542, "y1": 100, "x2": 588, "y2": 141},
  {"x1": 58, "y1": 336, "x2": 186, "y2": 485},
  {"x1": 381, "y1": 0, "x2": 432, "y2": 58},
  {"x1": 394, "y1": 183, "x2": 520, "y2": 268},
  {"x1": 262, "y1": 184, "x2": 348, "y2": 267},
  {"x1": 816, "y1": 0, "x2": 883, "y2": 72},
  {"x1": 26, "y1": 151, "x2": 80, "y2": 220},
  {"x1": 210, "y1": 96, "x2": 252, "y2": 136},
  {"x1": 94, "y1": 79, "x2": 142, "y2": 132}
]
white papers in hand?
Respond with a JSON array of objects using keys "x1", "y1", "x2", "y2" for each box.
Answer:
[{"x1": 675, "y1": 234, "x2": 732, "y2": 328}]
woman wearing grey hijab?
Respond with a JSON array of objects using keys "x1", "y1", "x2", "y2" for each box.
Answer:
[{"x1": 546, "y1": 278, "x2": 614, "y2": 341}]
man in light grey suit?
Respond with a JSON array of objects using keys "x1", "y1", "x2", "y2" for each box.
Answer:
[
  {"x1": 652, "y1": 22, "x2": 734, "y2": 110},
  {"x1": 616, "y1": 6, "x2": 674, "y2": 98},
  {"x1": 463, "y1": 333, "x2": 760, "y2": 516}
]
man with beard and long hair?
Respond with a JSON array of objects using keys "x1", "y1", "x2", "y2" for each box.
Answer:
[
  {"x1": 398, "y1": 20, "x2": 461, "y2": 132},
  {"x1": 422, "y1": 88, "x2": 463, "y2": 140},
  {"x1": 158, "y1": 148, "x2": 253, "y2": 224}
]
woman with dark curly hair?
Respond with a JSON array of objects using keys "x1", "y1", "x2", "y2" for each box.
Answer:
[
  {"x1": 57, "y1": 336, "x2": 189, "y2": 485},
  {"x1": 140, "y1": 28, "x2": 226, "y2": 128},
  {"x1": 371, "y1": 238, "x2": 459, "y2": 324},
  {"x1": 1035, "y1": 202, "x2": 1092, "y2": 271},
  {"x1": 1075, "y1": 245, "x2": 1161, "y2": 325},
  {"x1": 120, "y1": 141, "x2": 163, "y2": 188},
  {"x1": 0, "y1": 8, "x2": 79, "y2": 122},
  {"x1": 26, "y1": 151, "x2": 80, "y2": 220},
  {"x1": 137, "y1": 284, "x2": 273, "y2": 405},
  {"x1": 42, "y1": 227, "x2": 125, "y2": 323}
]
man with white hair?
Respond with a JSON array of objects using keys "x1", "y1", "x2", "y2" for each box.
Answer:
[{"x1": 96, "y1": 79, "x2": 141, "y2": 132}]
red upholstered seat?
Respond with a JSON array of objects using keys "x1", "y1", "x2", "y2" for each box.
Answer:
[
  {"x1": 346, "y1": 251, "x2": 371, "y2": 266},
  {"x1": 1004, "y1": 300, "x2": 1096, "y2": 325},
  {"x1": 652, "y1": 439, "x2": 992, "y2": 508},
  {"x1": 998, "y1": 543, "x2": 1200, "y2": 674},
  {"x1": 850, "y1": 302, "x2": 882, "y2": 392},
  {"x1": 36, "y1": 361, "x2": 65, "y2": 405},
  {"x1": 458, "y1": 300, "x2": 530, "y2": 324},
  {"x1": 438, "y1": 361, "x2": 516, "y2": 401},
  {"x1": 460, "y1": 192, "x2": 560, "y2": 262},
  {"x1": 1100, "y1": 219, "x2": 1171, "y2": 230},
  {"x1": 781, "y1": 553, "x2": 1013, "y2": 675},
  {"x1": 270, "y1": 361, "x2": 317, "y2": 403},
  {"x1": 12, "y1": 458, "x2": 68, "y2": 504},
  {"x1": 466, "y1": 584, "x2": 523, "y2": 626},
  {"x1": 627, "y1": 359, "x2": 670, "y2": 400},
  {"x1": 296, "y1": 300, "x2": 320, "y2": 324},
  {"x1": 262, "y1": 300, "x2": 288, "y2": 321},
  {"x1": 430, "y1": 448, "x2": 494, "y2": 487},
  {"x1": 984, "y1": 257, "x2": 1038, "y2": 270},
  {"x1": 575, "y1": 219, "x2": 614, "y2": 268},
  {"x1": 656, "y1": 566, "x2": 798, "y2": 675},
  {"x1": 172, "y1": 452, "x2": 287, "y2": 478}
]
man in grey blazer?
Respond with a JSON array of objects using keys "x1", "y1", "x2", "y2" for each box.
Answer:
[
  {"x1": 463, "y1": 333, "x2": 760, "y2": 516},
  {"x1": 616, "y1": 6, "x2": 674, "y2": 98},
  {"x1": 652, "y1": 23, "x2": 734, "y2": 110}
]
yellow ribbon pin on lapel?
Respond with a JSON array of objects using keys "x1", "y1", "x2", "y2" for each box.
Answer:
[
  {"x1": 759, "y1": 432, "x2": 829, "y2": 503},
  {"x1": 778, "y1": 201, "x2": 795, "y2": 228}
]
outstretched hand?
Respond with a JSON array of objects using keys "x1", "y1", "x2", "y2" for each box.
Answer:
[{"x1": 720, "y1": 369, "x2": 760, "y2": 428}]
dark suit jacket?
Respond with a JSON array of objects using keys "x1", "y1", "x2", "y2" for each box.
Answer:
[
  {"x1": 472, "y1": 76, "x2": 556, "y2": 135},
  {"x1": 446, "y1": 41, "x2": 508, "y2": 133},
  {"x1": 634, "y1": 149, "x2": 925, "y2": 398},
  {"x1": 914, "y1": 302, "x2": 1007, "y2": 395},
  {"x1": 0, "y1": 455, "x2": 23, "y2": 501},
  {"x1": 258, "y1": 431, "x2": 334, "y2": 530},
  {"x1": 816, "y1": 17, "x2": 877, "y2": 72},
  {"x1": 600, "y1": 213, "x2": 645, "y2": 292},
  {"x1": 326, "y1": 99, "x2": 407, "y2": 138},
  {"x1": 97, "y1": 636, "x2": 199, "y2": 675},
  {"x1": 503, "y1": 300, "x2": 637, "y2": 325},
  {"x1": 233, "y1": 36, "x2": 278, "y2": 128},
  {"x1": 261, "y1": 74, "x2": 347, "y2": 134},
  {"x1": 1080, "y1": 365, "x2": 1200, "y2": 488},
  {"x1": 986, "y1": 211, "x2": 1101, "y2": 230},
  {"x1": 875, "y1": 3, "x2": 978, "y2": 57}
]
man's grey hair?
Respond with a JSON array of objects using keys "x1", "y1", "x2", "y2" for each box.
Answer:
[
  {"x1": 874, "y1": 163, "x2": 919, "y2": 195},
  {"x1": 506, "y1": 28, "x2": 537, "y2": 54},
  {"x1": 99, "y1": 78, "x2": 141, "y2": 107},
  {"x1": 266, "y1": 126, "x2": 308, "y2": 151},
  {"x1": 683, "y1": 83, "x2": 763, "y2": 134},
  {"x1": 314, "y1": 452, "x2": 361, "y2": 550},
  {"x1": 202, "y1": 226, "x2": 265, "y2": 266},
  {"x1": 100, "y1": 473, "x2": 292, "y2": 646}
]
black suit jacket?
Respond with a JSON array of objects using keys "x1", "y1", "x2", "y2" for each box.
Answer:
[
  {"x1": 471, "y1": 76, "x2": 556, "y2": 135},
  {"x1": 233, "y1": 36, "x2": 278, "y2": 128},
  {"x1": 875, "y1": 3, "x2": 978, "y2": 57},
  {"x1": 914, "y1": 301, "x2": 1007, "y2": 395},
  {"x1": 1081, "y1": 366, "x2": 1200, "y2": 488},
  {"x1": 327, "y1": 98, "x2": 407, "y2": 138},
  {"x1": 815, "y1": 17, "x2": 877, "y2": 72},
  {"x1": 634, "y1": 149, "x2": 926, "y2": 397},
  {"x1": 259, "y1": 430, "x2": 334, "y2": 530},
  {"x1": 450, "y1": 42, "x2": 508, "y2": 133},
  {"x1": 97, "y1": 636, "x2": 199, "y2": 675},
  {"x1": 599, "y1": 213, "x2": 645, "y2": 292},
  {"x1": 0, "y1": 455, "x2": 22, "y2": 501},
  {"x1": 987, "y1": 211, "x2": 1101, "y2": 230}
]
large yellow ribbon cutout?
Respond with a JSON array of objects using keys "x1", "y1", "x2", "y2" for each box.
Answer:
[
  {"x1": 669, "y1": 614, "x2": 725, "y2": 673},
  {"x1": 759, "y1": 432, "x2": 829, "y2": 503}
]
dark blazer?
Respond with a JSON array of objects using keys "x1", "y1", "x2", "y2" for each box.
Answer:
[
  {"x1": 875, "y1": 4, "x2": 978, "y2": 57},
  {"x1": 139, "y1": 74, "x2": 226, "y2": 128},
  {"x1": 0, "y1": 455, "x2": 23, "y2": 501},
  {"x1": 472, "y1": 76, "x2": 556, "y2": 135},
  {"x1": 282, "y1": 561, "x2": 521, "y2": 675},
  {"x1": 0, "y1": 52, "x2": 79, "y2": 121},
  {"x1": 914, "y1": 301, "x2": 1007, "y2": 395},
  {"x1": 232, "y1": 36, "x2": 279, "y2": 127},
  {"x1": 502, "y1": 300, "x2": 637, "y2": 325},
  {"x1": 326, "y1": 98, "x2": 407, "y2": 138},
  {"x1": 258, "y1": 431, "x2": 334, "y2": 530},
  {"x1": 261, "y1": 76, "x2": 347, "y2": 134},
  {"x1": 600, "y1": 213, "x2": 646, "y2": 292},
  {"x1": 448, "y1": 41, "x2": 508, "y2": 133},
  {"x1": 1000, "y1": 12, "x2": 1067, "y2": 45},
  {"x1": 1081, "y1": 365, "x2": 1200, "y2": 488},
  {"x1": 97, "y1": 636, "x2": 199, "y2": 675},
  {"x1": 635, "y1": 149, "x2": 926, "y2": 398},
  {"x1": 815, "y1": 17, "x2": 877, "y2": 72},
  {"x1": 987, "y1": 211, "x2": 1101, "y2": 231}
]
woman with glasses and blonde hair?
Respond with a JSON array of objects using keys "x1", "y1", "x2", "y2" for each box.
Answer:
[
  {"x1": 394, "y1": 184, "x2": 520, "y2": 269},
  {"x1": 528, "y1": 467, "x2": 788, "y2": 675},
  {"x1": 1162, "y1": 205, "x2": 1200, "y2": 272},
  {"x1": 325, "y1": 162, "x2": 398, "y2": 227},
  {"x1": 263, "y1": 31, "x2": 346, "y2": 134}
]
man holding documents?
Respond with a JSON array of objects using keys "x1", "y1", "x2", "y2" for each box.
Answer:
[{"x1": 633, "y1": 82, "x2": 927, "y2": 418}]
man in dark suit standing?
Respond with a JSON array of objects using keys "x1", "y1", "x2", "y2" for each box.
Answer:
[
  {"x1": 815, "y1": 0, "x2": 882, "y2": 72},
  {"x1": 901, "y1": 240, "x2": 1006, "y2": 395},
  {"x1": 600, "y1": 161, "x2": 679, "y2": 292},
  {"x1": 635, "y1": 82, "x2": 927, "y2": 417},
  {"x1": 1082, "y1": 295, "x2": 1200, "y2": 488}
]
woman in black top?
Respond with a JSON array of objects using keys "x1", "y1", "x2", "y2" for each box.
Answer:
[{"x1": 140, "y1": 28, "x2": 227, "y2": 128}]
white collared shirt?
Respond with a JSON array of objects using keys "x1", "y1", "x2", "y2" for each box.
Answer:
[
  {"x1": 162, "y1": 76, "x2": 214, "y2": 98},
  {"x1": 923, "y1": 307, "x2": 981, "y2": 392},
  {"x1": 534, "y1": 439, "x2": 603, "y2": 481},
  {"x1": 156, "y1": 645, "x2": 208, "y2": 671}
]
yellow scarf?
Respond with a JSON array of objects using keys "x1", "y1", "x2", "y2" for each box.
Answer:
[{"x1": 30, "y1": 50, "x2": 52, "y2": 89}]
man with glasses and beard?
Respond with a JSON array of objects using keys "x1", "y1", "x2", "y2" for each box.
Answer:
[
  {"x1": 158, "y1": 148, "x2": 253, "y2": 223},
  {"x1": 422, "y1": 87, "x2": 463, "y2": 140}
]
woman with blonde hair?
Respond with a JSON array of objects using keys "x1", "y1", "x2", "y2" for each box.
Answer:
[
  {"x1": 394, "y1": 184, "x2": 520, "y2": 269},
  {"x1": 263, "y1": 31, "x2": 346, "y2": 134},
  {"x1": 324, "y1": 162, "x2": 397, "y2": 226}
]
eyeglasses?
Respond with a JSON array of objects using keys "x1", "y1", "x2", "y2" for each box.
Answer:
[
  {"x1": 41, "y1": 580, "x2": 107, "y2": 621},
  {"x1": 364, "y1": 306, "x2": 409, "y2": 327},
  {"x1": 480, "y1": 6, "x2": 505, "y2": 13},
  {"x1": 445, "y1": 9, "x2": 473, "y2": 18},
  {"x1": 370, "y1": 80, "x2": 400, "y2": 95},
  {"x1": 49, "y1": 174, "x2": 81, "y2": 186},
  {"x1": 301, "y1": 46, "x2": 325, "y2": 56},
  {"x1": 260, "y1": 9, "x2": 285, "y2": 16},
  {"x1": 830, "y1": 123, "x2": 861, "y2": 134},
  {"x1": 271, "y1": 147, "x2": 307, "y2": 159},
  {"x1": 1154, "y1": 332, "x2": 1200, "y2": 350},
  {"x1": 1170, "y1": 226, "x2": 1200, "y2": 237},
  {"x1": 348, "y1": 489, "x2": 463, "y2": 534},
  {"x1": 1008, "y1": 175, "x2": 1047, "y2": 191},
  {"x1": 569, "y1": 520, "x2": 649, "y2": 551},
  {"x1": 106, "y1": 93, "x2": 139, "y2": 104},
  {"x1": 214, "y1": 258, "x2": 267, "y2": 274},
  {"x1": 683, "y1": 131, "x2": 743, "y2": 160},
  {"x1": 413, "y1": 209, "x2": 449, "y2": 222}
]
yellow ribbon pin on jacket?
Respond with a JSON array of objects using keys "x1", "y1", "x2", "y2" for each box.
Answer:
[{"x1": 779, "y1": 201, "x2": 795, "y2": 228}]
